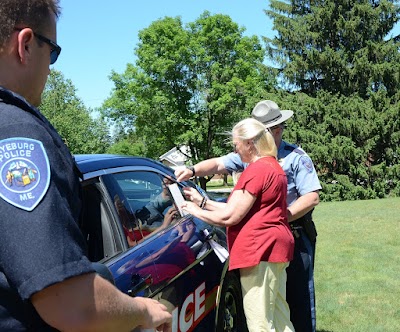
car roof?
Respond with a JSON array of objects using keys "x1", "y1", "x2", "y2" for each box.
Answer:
[{"x1": 74, "y1": 154, "x2": 176, "y2": 176}]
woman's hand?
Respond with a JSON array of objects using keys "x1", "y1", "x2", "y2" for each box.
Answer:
[
  {"x1": 183, "y1": 187, "x2": 203, "y2": 206},
  {"x1": 180, "y1": 201, "x2": 201, "y2": 216}
]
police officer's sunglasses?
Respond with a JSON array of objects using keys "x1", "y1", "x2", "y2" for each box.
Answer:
[
  {"x1": 270, "y1": 123, "x2": 286, "y2": 131},
  {"x1": 14, "y1": 28, "x2": 61, "y2": 65}
]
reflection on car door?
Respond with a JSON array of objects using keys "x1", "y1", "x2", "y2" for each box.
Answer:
[{"x1": 100, "y1": 171, "x2": 206, "y2": 296}]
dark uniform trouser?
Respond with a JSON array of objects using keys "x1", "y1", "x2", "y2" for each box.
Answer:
[{"x1": 286, "y1": 228, "x2": 316, "y2": 332}]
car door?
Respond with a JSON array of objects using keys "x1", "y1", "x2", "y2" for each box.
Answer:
[
  {"x1": 104, "y1": 169, "x2": 216, "y2": 289},
  {"x1": 80, "y1": 164, "x2": 228, "y2": 330}
]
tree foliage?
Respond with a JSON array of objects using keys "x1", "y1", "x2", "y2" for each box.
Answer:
[
  {"x1": 106, "y1": 133, "x2": 146, "y2": 156},
  {"x1": 102, "y1": 12, "x2": 275, "y2": 162},
  {"x1": 260, "y1": 1, "x2": 400, "y2": 200},
  {"x1": 85, "y1": 3, "x2": 400, "y2": 200},
  {"x1": 265, "y1": 0, "x2": 400, "y2": 98},
  {"x1": 40, "y1": 70, "x2": 111, "y2": 154},
  {"x1": 263, "y1": 90, "x2": 400, "y2": 201}
]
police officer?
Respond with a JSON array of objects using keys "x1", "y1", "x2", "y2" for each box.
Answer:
[
  {"x1": 0, "y1": 1, "x2": 171, "y2": 331},
  {"x1": 175, "y1": 100, "x2": 321, "y2": 332}
]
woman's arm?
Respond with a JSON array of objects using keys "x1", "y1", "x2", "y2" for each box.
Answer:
[
  {"x1": 182, "y1": 187, "x2": 226, "y2": 211},
  {"x1": 181, "y1": 189, "x2": 256, "y2": 227}
]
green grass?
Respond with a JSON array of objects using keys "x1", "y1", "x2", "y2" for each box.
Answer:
[
  {"x1": 205, "y1": 177, "x2": 234, "y2": 188},
  {"x1": 205, "y1": 184, "x2": 399, "y2": 329},
  {"x1": 313, "y1": 197, "x2": 400, "y2": 332}
]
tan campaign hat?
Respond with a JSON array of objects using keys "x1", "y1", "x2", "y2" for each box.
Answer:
[{"x1": 251, "y1": 100, "x2": 293, "y2": 128}]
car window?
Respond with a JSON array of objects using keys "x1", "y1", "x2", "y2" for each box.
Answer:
[
  {"x1": 80, "y1": 181, "x2": 124, "y2": 262},
  {"x1": 106, "y1": 171, "x2": 182, "y2": 247}
]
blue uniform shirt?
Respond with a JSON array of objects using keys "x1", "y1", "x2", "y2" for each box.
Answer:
[
  {"x1": 222, "y1": 140, "x2": 322, "y2": 206},
  {"x1": 0, "y1": 87, "x2": 94, "y2": 331}
]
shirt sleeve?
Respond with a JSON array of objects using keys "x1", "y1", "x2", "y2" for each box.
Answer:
[
  {"x1": 221, "y1": 152, "x2": 247, "y2": 174},
  {"x1": 0, "y1": 115, "x2": 94, "y2": 301},
  {"x1": 233, "y1": 163, "x2": 263, "y2": 197},
  {"x1": 292, "y1": 154, "x2": 322, "y2": 196}
]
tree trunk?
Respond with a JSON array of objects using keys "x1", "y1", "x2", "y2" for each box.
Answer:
[{"x1": 223, "y1": 174, "x2": 228, "y2": 186}]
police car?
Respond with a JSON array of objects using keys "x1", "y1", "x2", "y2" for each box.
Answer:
[{"x1": 75, "y1": 154, "x2": 247, "y2": 332}]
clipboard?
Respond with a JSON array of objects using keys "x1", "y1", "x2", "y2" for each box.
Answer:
[{"x1": 167, "y1": 183, "x2": 188, "y2": 217}]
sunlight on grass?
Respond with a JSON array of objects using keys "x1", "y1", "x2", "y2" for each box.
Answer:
[
  {"x1": 313, "y1": 197, "x2": 400, "y2": 332},
  {"x1": 205, "y1": 176, "x2": 234, "y2": 188}
]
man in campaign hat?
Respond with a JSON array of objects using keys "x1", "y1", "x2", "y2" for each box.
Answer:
[{"x1": 175, "y1": 100, "x2": 321, "y2": 332}]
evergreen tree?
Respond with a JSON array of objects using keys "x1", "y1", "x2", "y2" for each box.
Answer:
[
  {"x1": 266, "y1": 90, "x2": 400, "y2": 200},
  {"x1": 265, "y1": 0, "x2": 400, "y2": 98}
]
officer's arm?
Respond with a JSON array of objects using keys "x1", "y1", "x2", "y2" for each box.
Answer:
[
  {"x1": 175, "y1": 157, "x2": 228, "y2": 182},
  {"x1": 31, "y1": 272, "x2": 172, "y2": 332},
  {"x1": 287, "y1": 191, "x2": 320, "y2": 223}
]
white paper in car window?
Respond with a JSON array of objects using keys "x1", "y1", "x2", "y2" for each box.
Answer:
[{"x1": 168, "y1": 183, "x2": 188, "y2": 217}]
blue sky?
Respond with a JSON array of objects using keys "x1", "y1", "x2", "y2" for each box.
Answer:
[
  {"x1": 54, "y1": 1, "x2": 400, "y2": 110},
  {"x1": 54, "y1": 0, "x2": 272, "y2": 109}
]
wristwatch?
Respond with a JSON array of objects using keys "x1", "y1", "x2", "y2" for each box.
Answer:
[{"x1": 188, "y1": 166, "x2": 196, "y2": 177}]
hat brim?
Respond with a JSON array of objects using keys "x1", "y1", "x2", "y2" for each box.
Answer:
[{"x1": 262, "y1": 110, "x2": 293, "y2": 128}]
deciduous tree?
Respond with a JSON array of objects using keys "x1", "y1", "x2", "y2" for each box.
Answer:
[
  {"x1": 102, "y1": 12, "x2": 274, "y2": 165},
  {"x1": 40, "y1": 70, "x2": 110, "y2": 154}
]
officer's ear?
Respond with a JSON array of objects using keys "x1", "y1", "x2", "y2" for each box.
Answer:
[{"x1": 15, "y1": 28, "x2": 35, "y2": 65}]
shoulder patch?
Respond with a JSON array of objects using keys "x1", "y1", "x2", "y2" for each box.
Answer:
[
  {"x1": 300, "y1": 156, "x2": 314, "y2": 173},
  {"x1": 0, "y1": 138, "x2": 50, "y2": 211},
  {"x1": 293, "y1": 148, "x2": 305, "y2": 155},
  {"x1": 284, "y1": 145, "x2": 305, "y2": 155}
]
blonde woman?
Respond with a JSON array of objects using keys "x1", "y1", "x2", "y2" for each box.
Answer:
[{"x1": 181, "y1": 118, "x2": 294, "y2": 332}]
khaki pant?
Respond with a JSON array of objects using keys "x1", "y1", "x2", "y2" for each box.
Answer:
[{"x1": 240, "y1": 262, "x2": 294, "y2": 332}]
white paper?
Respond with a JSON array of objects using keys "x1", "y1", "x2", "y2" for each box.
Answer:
[
  {"x1": 203, "y1": 229, "x2": 229, "y2": 263},
  {"x1": 168, "y1": 183, "x2": 188, "y2": 217},
  {"x1": 209, "y1": 239, "x2": 229, "y2": 263}
]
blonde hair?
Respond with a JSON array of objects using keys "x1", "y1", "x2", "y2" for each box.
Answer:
[{"x1": 232, "y1": 118, "x2": 277, "y2": 158}]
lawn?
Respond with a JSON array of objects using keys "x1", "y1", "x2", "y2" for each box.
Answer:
[
  {"x1": 204, "y1": 186, "x2": 399, "y2": 330},
  {"x1": 313, "y1": 197, "x2": 400, "y2": 332},
  {"x1": 205, "y1": 177, "x2": 234, "y2": 188}
]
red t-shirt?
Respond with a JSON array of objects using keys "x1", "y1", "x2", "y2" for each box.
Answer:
[{"x1": 227, "y1": 156, "x2": 294, "y2": 270}]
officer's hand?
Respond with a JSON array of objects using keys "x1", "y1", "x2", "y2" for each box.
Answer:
[
  {"x1": 174, "y1": 166, "x2": 192, "y2": 182},
  {"x1": 135, "y1": 297, "x2": 172, "y2": 332}
]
